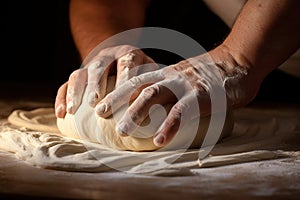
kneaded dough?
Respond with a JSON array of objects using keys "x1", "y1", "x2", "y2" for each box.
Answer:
[{"x1": 57, "y1": 76, "x2": 234, "y2": 151}]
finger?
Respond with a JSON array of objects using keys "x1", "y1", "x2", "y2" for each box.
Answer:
[
  {"x1": 115, "y1": 53, "x2": 159, "y2": 87},
  {"x1": 153, "y1": 93, "x2": 200, "y2": 147},
  {"x1": 115, "y1": 52, "x2": 140, "y2": 87},
  {"x1": 55, "y1": 82, "x2": 68, "y2": 118},
  {"x1": 95, "y1": 70, "x2": 165, "y2": 118},
  {"x1": 66, "y1": 68, "x2": 87, "y2": 114},
  {"x1": 115, "y1": 82, "x2": 176, "y2": 136},
  {"x1": 87, "y1": 58, "x2": 115, "y2": 107}
]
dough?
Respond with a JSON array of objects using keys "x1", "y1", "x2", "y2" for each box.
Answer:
[
  {"x1": 57, "y1": 76, "x2": 234, "y2": 151},
  {"x1": 8, "y1": 107, "x2": 60, "y2": 133},
  {"x1": 198, "y1": 150, "x2": 287, "y2": 168},
  {"x1": 2, "y1": 98, "x2": 299, "y2": 174}
]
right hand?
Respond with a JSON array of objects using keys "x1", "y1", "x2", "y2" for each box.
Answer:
[
  {"x1": 95, "y1": 45, "x2": 261, "y2": 147},
  {"x1": 55, "y1": 45, "x2": 159, "y2": 118}
]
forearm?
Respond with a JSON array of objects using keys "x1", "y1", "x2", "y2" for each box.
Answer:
[
  {"x1": 222, "y1": 0, "x2": 300, "y2": 80},
  {"x1": 70, "y1": 0, "x2": 149, "y2": 60}
]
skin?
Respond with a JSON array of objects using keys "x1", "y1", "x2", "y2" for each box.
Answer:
[
  {"x1": 55, "y1": 0, "x2": 152, "y2": 117},
  {"x1": 55, "y1": 0, "x2": 300, "y2": 147}
]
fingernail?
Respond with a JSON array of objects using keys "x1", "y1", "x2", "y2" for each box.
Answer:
[
  {"x1": 55, "y1": 104, "x2": 65, "y2": 117},
  {"x1": 116, "y1": 122, "x2": 128, "y2": 136},
  {"x1": 154, "y1": 134, "x2": 165, "y2": 147},
  {"x1": 96, "y1": 103, "x2": 107, "y2": 115},
  {"x1": 67, "y1": 102, "x2": 73, "y2": 114}
]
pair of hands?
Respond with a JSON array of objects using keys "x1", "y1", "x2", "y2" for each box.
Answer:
[{"x1": 55, "y1": 44, "x2": 260, "y2": 147}]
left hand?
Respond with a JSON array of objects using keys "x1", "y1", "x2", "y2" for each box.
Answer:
[{"x1": 55, "y1": 45, "x2": 158, "y2": 118}]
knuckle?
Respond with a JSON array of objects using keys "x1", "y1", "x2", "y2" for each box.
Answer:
[
  {"x1": 127, "y1": 108, "x2": 140, "y2": 123},
  {"x1": 184, "y1": 66, "x2": 197, "y2": 77},
  {"x1": 164, "y1": 117, "x2": 177, "y2": 130},
  {"x1": 88, "y1": 60, "x2": 102, "y2": 71},
  {"x1": 141, "y1": 85, "x2": 160, "y2": 100},
  {"x1": 177, "y1": 60, "x2": 190, "y2": 68},
  {"x1": 172, "y1": 102, "x2": 189, "y2": 117},
  {"x1": 129, "y1": 76, "x2": 142, "y2": 87},
  {"x1": 173, "y1": 104, "x2": 183, "y2": 115},
  {"x1": 69, "y1": 70, "x2": 80, "y2": 80},
  {"x1": 119, "y1": 52, "x2": 136, "y2": 66}
]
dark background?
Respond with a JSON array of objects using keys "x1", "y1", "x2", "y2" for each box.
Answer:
[
  {"x1": 0, "y1": 0, "x2": 79, "y2": 101},
  {"x1": 0, "y1": 0, "x2": 299, "y2": 103}
]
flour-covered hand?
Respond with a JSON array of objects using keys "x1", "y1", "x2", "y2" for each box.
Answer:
[
  {"x1": 96, "y1": 46, "x2": 262, "y2": 147},
  {"x1": 55, "y1": 45, "x2": 158, "y2": 118}
]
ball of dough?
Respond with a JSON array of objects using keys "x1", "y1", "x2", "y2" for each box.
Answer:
[{"x1": 57, "y1": 76, "x2": 234, "y2": 151}]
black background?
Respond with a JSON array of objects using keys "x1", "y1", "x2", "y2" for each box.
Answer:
[
  {"x1": 0, "y1": 0, "x2": 298, "y2": 103},
  {"x1": 0, "y1": 0, "x2": 229, "y2": 101},
  {"x1": 0, "y1": 0, "x2": 80, "y2": 100}
]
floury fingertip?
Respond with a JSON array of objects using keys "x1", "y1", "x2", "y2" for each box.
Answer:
[
  {"x1": 153, "y1": 134, "x2": 165, "y2": 147},
  {"x1": 116, "y1": 122, "x2": 129, "y2": 136},
  {"x1": 96, "y1": 103, "x2": 107, "y2": 115},
  {"x1": 87, "y1": 92, "x2": 99, "y2": 107}
]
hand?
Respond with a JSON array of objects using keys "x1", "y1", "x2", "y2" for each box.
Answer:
[
  {"x1": 96, "y1": 46, "x2": 263, "y2": 147},
  {"x1": 55, "y1": 45, "x2": 158, "y2": 118}
]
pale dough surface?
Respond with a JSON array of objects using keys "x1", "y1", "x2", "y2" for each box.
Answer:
[
  {"x1": 58, "y1": 76, "x2": 234, "y2": 151},
  {"x1": 2, "y1": 78, "x2": 300, "y2": 175},
  {"x1": 2, "y1": 102, "x2": 300, "y2": 175}
]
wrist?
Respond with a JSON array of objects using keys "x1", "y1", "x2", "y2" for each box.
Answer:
[
  {"x1": 207, "y1": 44, "x2": 263, "y2": 109},
  {"x1": 210, "y1": 44, "x2": 252, "y2": 75}
]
